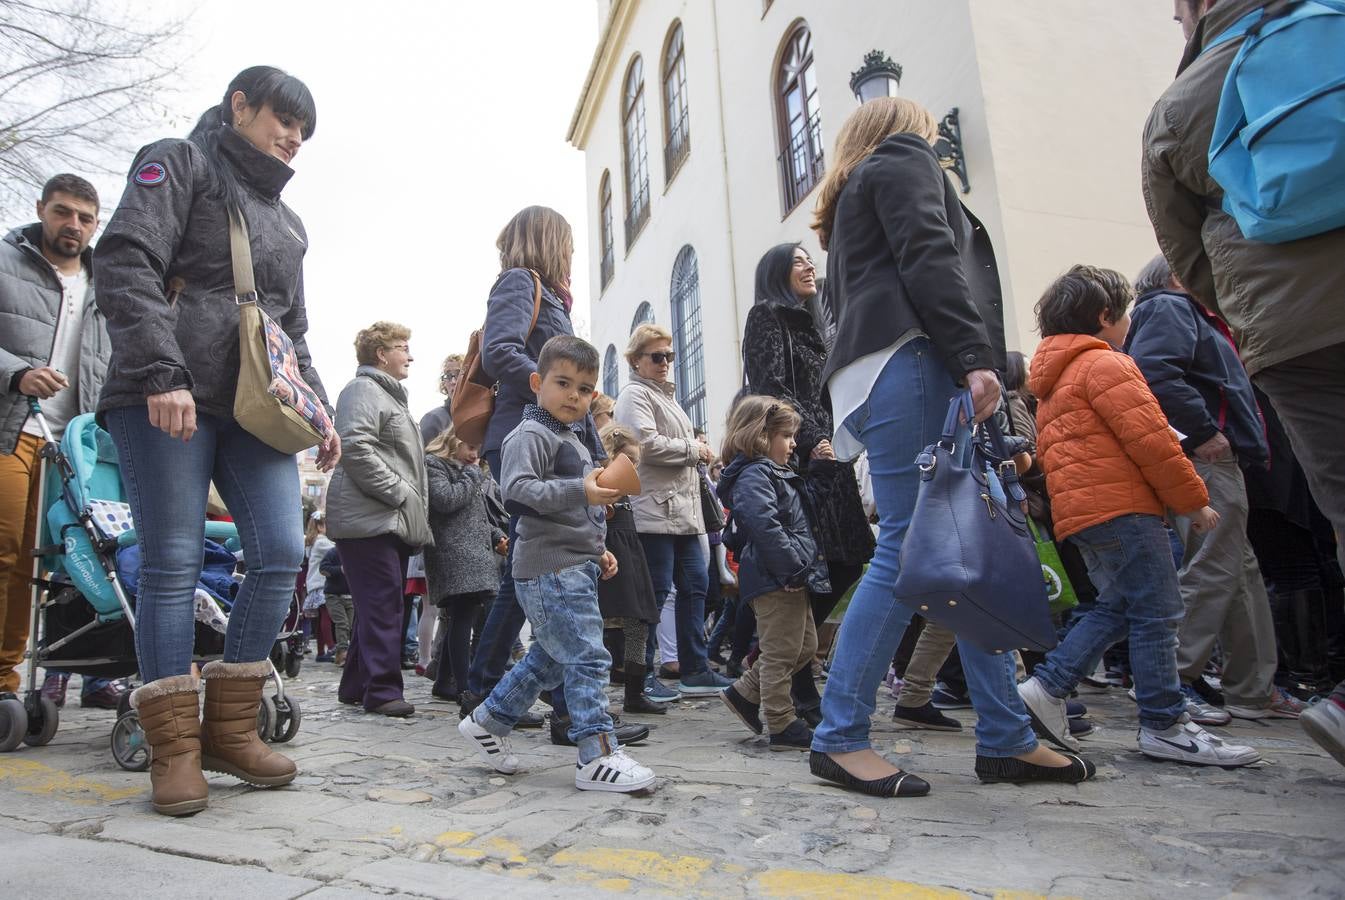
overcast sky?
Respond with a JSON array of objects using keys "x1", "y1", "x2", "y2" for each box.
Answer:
[{"x1": 85, "y1": 0, "x2": 601, "y2": 419}]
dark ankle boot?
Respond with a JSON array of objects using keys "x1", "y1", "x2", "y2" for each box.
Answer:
[{"x1": 624, "y1": 663, "x2": 669, "y2": 714}]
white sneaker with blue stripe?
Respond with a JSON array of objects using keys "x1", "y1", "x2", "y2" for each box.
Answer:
[{"x1": 576, "y1": 749, "x2": 656, "y2": 793}]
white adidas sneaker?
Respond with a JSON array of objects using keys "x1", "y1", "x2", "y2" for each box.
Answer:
[
  {"x1": 1138, "y1": 717, "x2": 1260, "y2": 767},
  {"x1": 575, "y1": 749, "x2": 656, "y2": 793},
  {"x1": 458, "y1": 715, "x2": 519, "y2": 774}
]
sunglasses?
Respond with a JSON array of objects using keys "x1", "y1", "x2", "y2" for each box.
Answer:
[{"x1": 645, "y1": 351, "x2": 675, "y2": 364}]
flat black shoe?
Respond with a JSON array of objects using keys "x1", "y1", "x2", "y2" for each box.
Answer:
[
  {"x1": 719, "y1": 686, "x2": 763, "y2": 735},
  {"x1": 892, "y1": 701, "x2": 963, "y2": 732},
  {"x1": 515, "y1": 709, "x2": 545, "y2": 729},
  {"x1": 369, "y1": 699, "x2": 415, "y2": 717},
  {"x1": 974, "y1": 753, "x2": 1096, "y2": 785},
  {"x1": 624, "y1": 692, "x2": 670, "y2": 715},
  {"x1": 457, "y1": 690, "x2": 483, "y2": 716},
  {"x1": 809, "y1": 750, "x2": 930, "y2": 798},
  {"x1": 548, "y1": 714, "x2": 650, "y2": 747},
  {"x1": 430, "y1": 689, "x2": 458, "y2": 702},
  {"x1": 769, "y1": 718, "x2": 814, "y2": 752},
  {"x1": 798, "y1": 705, "x2": 823, "y2": 729}
]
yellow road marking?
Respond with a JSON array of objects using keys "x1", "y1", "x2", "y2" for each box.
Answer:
[
  {"x1": 0, "y1": 757, "x2": 142, "y2": 804},
  {"x1": 550, "y1": 847, "x2": 712, "y2": 889},
  {"x1": 755, "y1": 870, "x2": 969, "y2": 899}
]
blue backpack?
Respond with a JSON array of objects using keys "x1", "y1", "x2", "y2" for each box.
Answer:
[{"x1": 1204, "y1": 0, "x2": 1345, "y2": 243}]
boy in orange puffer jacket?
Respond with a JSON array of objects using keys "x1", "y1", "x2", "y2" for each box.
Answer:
[{"x1": 1015, "y1": 265, "x2": 1259, "y2": 768}]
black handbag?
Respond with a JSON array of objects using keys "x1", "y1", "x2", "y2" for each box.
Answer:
[
  {"x1": 698, "y1": 466, "x2": 727, "y2": 533},
  {"x1": 892, "y1": 392, "x2": 1057, "y2": 653}
]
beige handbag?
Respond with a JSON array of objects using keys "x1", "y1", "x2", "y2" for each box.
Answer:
[{"x1": 229, "y1": 214, "x2": 333, "y2": 454}]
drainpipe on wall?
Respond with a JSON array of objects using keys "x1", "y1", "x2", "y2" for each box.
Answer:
[{"x1": 709, "y1": 0, "x2": 743, "y2": 384}]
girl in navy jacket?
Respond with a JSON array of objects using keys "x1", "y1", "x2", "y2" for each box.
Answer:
[{"x1": 715, "y1": 396, "x2": 830, "y2": 751}]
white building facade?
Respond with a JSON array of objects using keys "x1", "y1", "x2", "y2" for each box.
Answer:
[{"x1": 569, "y1": 0, "x2": 1184, "y2": 440}]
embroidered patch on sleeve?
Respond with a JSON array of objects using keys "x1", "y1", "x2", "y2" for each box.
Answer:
[{"x1": 133, "y1": 162, "x2": 167, "y2": 186}]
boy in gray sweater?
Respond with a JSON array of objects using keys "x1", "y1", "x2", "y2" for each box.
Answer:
[{"x1": 457, "y1": 336, "x2": 656, "y2": 793}]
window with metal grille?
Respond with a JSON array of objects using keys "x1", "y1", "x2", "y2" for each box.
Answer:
[
  {"x1": 599, "y1": 171, "x2": 614, "y2": 289},
  {"x1": 622, "y1": 55, "x2": 651, "y2": 247},
  {"x1": 775, "y1": 23, "x2": 824, "y2": 215},
  {"x1": 631, "y1": 301, "x2": 655, "y2": 333},
  {"x1": 662, "y1": 22, "x2": 690, "y2": 183},
  {"x1": 603, "y1": 344, "x2": 619, "y2": 397},
  {"x1": 670, "y1": 245, "x2": 706, "y2": 430}
]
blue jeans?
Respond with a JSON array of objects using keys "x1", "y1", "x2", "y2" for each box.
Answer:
[
  {"x1": 476, "y1": 561, "x2": 615, "y2": 763},
  {"x1": 106, "y1": 406, "x2": 302, "y2": 682},
  {"x1": 639, "y1": 533, "x2": 710, "y2": 677},
  {"x1": 1033, "y1": 515, "x2": 1187, "y2": 730},
  {"x1": 467, "y1": 449, "x2": 526, "y2": 697},
  {"x1": 812, "y1": 339, "x2": 1037, "y2": 758}
]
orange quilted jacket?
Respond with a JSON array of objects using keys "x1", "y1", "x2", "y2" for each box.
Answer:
[{"x1": 1029, "y1": 334, "x2": 1208, "y2": 540}]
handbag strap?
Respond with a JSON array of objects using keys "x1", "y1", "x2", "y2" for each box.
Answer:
[
  {"x1": 524, "y1": 269, "x2": 544, "y2": 341},
  {"x1": 228, "y1": 212, "x2": 258, "y2": 304},
  {"x1": 940, "y1": 392, "x2": 975, "y2": 446}
]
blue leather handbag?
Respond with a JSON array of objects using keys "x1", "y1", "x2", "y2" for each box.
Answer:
[{"x1": 892, "y1": 393, "x2": 1057, "y2": 653}]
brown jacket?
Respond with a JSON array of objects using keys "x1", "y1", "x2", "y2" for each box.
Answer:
[
  {"x1": 613, "y1": 373, "x2": 705, "y2": 536},
  {"x1": 1141, "y1": 0, "x2": 1345, "y2": 376},
  {"x1": 1030, "y1": 335, "x2": 1208, "y2": 541}
]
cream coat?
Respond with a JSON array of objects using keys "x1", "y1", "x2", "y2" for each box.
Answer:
[{"x1": 614, "y1": 373, "x2": 704, "y2": 535}]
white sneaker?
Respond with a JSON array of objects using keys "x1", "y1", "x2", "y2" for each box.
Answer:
[
  {"x1": 1181, "y1": 684, "x2": 1232, "y2": 726},
  {"x1": 1300, "y1": 698, "x2": 1345, "y2": 767},
  {"x1": 1018, "y1": 677, "x2": 1080, "y2": 751},
  {"x1": 457, "y1": 715, "x2": 519, "y2": 774},
  {"x1": 1138, "y1": 717, "x2": 1260, "y2": 767},
  {"x1": 575, "y1": 749, "x2": 656, "y2": 793},
  {"x1": 1226, "y1": 688, "x2": 1307, "y2": 720}
]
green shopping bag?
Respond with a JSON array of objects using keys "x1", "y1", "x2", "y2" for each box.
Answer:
[{"x1": 1029, "y1": 518, "x2": 1078, "y2": 616}]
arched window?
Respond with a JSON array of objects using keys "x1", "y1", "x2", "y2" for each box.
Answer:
[
  {"x1": 669, "y1": 246, "x2": 706, "y2": 430},
  {"x1": 621, "y1": 55, "x2": 651, "y2": 246},
  {"x1": 775, "y1": 22, "x2": 823, "y2": 214},
  {"x1": 603, "y1": 344, "x2": 619, "y2": 397},
  {"x1": 662, "y1": 22, "x2": 690, "y2": 182},
  {"x1": 631, "y1": 301, "x2": 655, "y2": 333},
  {"x1": 598, "y1": 171, "x2": 614, "y2": 289}
]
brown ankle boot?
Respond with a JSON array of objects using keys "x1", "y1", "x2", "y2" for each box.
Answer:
[
  {"x1": 131, "y1": 673, "x2": 208, "y2": 816},
  {"x1": 200, "y1": 660, "x2": 297, "y2": 787}
]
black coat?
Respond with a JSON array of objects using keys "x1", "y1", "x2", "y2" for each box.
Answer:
[
  {"x1": 1123, "y1": 289, "x2": 1269, "y2": 465},
  {"x1": 820, "y1": 133, "x2": 1005, "y2": 390},
  {"x1": 480, "y1": 267, "x2": 604, "y2": 460},
  {"x1": 718, "y1": 454, "x2": 830, "y2": 604},
  {"x1": 743, "y1": 300, "x2": 875, "y2": 566}
]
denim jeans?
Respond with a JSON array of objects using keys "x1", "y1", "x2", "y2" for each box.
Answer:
[
  {"x1": 106, "y1": 406, "x2": 303, "y2": 682},
  {"x1": 812, "y1": 339, "x2": 1037, "y2": 758},
  {"x1": 639, "y1": 533, "x2": 710, "y2": 677},
  {"x1": 476, "y1": 561, "x2": 615, "y2": 763},
  {"x1": 1033, "y1": 515, "x2": 1187, "y2": 730},
  {"x1": 467, "y1": 449, "x2": 526, "y2": 697}
]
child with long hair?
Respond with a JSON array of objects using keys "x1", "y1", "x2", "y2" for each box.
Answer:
[
  {"x1": 424, "y1": 425, "x2": 507, "y2": 712},
  {"x1": 597, "y1": 423, "x2": 667, "y2": 714},
  {"x1": 715, "y1": 396, "x2": 831, "y2": 750}
]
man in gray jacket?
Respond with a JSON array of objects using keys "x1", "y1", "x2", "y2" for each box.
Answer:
[
  {"x1": 0, "y1": 174, "x2": 110, "y2": 699},
  {"x1": 1144, "y1": 0, "x2": 1345, "y2": 764}
]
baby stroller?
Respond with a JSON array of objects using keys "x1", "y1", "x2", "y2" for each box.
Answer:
[{"x1": 0, "y1": 402, "x2": 302, "y2": 766}]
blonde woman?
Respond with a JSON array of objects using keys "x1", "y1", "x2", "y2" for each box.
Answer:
[
  {"x1": 614, "y1": 324, "x2": 731, "y2": 696},
  {"x1": 326, "y1": 321, "x2": 431, "y2": 718},
  {"x1": 807, "y1": 97, "x2": 1096, "y2": 797}
]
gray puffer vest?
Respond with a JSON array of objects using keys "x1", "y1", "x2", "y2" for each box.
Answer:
[{"x1": 0, "y1": 224, "x2": 108, "y2": 453}]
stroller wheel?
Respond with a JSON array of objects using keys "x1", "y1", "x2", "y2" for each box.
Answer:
[
  {"x1": 256, "y1": 694, "x2": 277, "y2": 743},
  {"x1": 110, "y1": 712, "x2": 149, "y2": 771},
  {"x1": 284, "y1": 651, "x2": 302, "y2": 679},
  {"x1": 0, "y1": 697, "x2": 26, "y2": 752},
  {"x1": 23, "y1": 695, "x2": 59, "y2": 747},
  {"x1": 273, "y1": 695, "x2": 302, "y2": 743}
]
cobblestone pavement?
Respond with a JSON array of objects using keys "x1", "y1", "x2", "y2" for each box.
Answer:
[{"x1": 1, "y1": 662, "x2": 1342, "y2": 899}]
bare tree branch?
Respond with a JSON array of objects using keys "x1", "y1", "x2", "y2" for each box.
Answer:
[{"x1": 0, "y1": 0, "x2": 193, "y2": 220}]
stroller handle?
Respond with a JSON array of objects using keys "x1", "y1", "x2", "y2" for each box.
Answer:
[{"x1": 25, "y1": 397, "x2": 58, "y2": 446}]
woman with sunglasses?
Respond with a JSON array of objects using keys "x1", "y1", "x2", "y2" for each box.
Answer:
[{"x1": 614, "y1": 325, "x2": 734, "y2": 698}]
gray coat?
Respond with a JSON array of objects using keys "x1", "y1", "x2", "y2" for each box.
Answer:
[
  {"x1": 0, "y1": 224, "x2": 109, "y2": 453},
  {"x1": 424, "y1": 454, "x2": 504, "y2": 601},
  {"x1": 94, "y1": 129, "x2": 328, "y2": 418},
  {"x1": 326, "y1": 366, "x2": 432, "y2": 548}
]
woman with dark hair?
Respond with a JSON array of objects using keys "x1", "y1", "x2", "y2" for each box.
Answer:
[
  {"x1": 805, "y1": 97, "x2": 1095, "y2": 797},
  {"x1": 742, "y1": 242, "x2": 875, "y2": 725},
  {"x1": 95, "y1": 66, "x2": 338, "y2": 816}
]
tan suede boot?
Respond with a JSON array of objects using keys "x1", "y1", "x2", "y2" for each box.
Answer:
[
  {"x1": 130, "y1": 673, "x2": 209, "y2": 816},
  {"x1": 199, "y1": 660, "x2": 297, "y2": 786}
]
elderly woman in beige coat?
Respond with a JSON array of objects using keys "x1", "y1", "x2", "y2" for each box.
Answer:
[{"x1": 614, "y1": 324, "x2": 733, "y2": 697}]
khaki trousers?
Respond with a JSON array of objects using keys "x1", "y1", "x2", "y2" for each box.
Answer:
[
  {"x1": 1173, "y1": 455, "x2": 1277, "y2": 707},
  {"x1": 897, "y1": 621, "x2": 1026, "y2": 708},
  {"x1": 733, "y1": 589, "x2": 817, "y2": 733},
  {"x1": 0, "y1": 434, "x2": 42, "y2": 693},
  {"x1": 326, "y1": 594, "x2": 355, "y2": 651}
]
